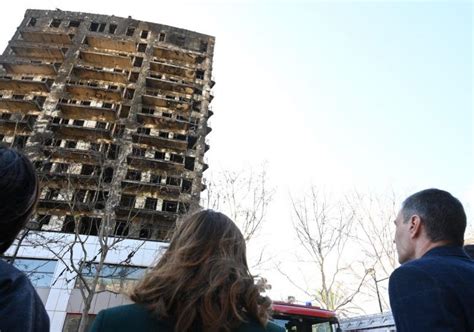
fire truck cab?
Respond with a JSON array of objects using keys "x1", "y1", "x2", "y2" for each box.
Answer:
[{"x1": 271, "y1": 301, "x2": 341, "y2": 332}]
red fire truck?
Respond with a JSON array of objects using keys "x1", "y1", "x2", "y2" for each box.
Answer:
[{"x1": 271, "y1": 301, "x2": 341, "y2": 332}]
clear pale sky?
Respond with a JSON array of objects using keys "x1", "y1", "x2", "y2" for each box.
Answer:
[{"x1": 1, "y1": 0, "x2": 472, "y2": 311}]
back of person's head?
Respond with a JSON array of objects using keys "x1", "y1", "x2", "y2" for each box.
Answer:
[
  {"x1": 0, "y1": 146, "x2": 39, "y2": 254},
  {"x1": 131, "y1": 209, "x2": 271, "y2": 331},
  {"x1": 402, "y1": 188, "x2": 466, "y2": 246}
]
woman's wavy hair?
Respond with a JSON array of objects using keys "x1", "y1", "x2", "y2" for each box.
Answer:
[
  {"x1": 0, "y1": 146, "x2": 39, "y2": 254},
  {"x1": 131, "y1": 210, "x2": 271, "y2": 331}
]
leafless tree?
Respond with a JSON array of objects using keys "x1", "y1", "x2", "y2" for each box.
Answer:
[
  {"x1": 26, "y1": 149, "x2": 151, "y2": 332},
  {"x1": 283, "y1": 187, "x2": 370, "y2": 316},
  {"x1": 345, "y1": 190, "x2": 400, "y2": 312},
  {"x1": 202, "y1": 163, "x2": 274, "y2": 243}
]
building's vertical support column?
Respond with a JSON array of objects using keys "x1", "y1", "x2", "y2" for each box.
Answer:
[{"x1": 190, "y1": 37, "x2": 215, "y2": 210}]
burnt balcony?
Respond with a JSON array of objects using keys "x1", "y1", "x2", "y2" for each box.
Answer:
[
  {"x1": 142, "y1": 94, "x2": 191, "y2": 112},
  {"x1": 0, "y1": 61, "x2": 57, "y2": 76},
  {"x1": 127, "y1": 155, "x2": 184, "y2": 174},
  {"x1": 58, "y1": 103, "x2": 117, "y2": 122},
  {"x1": 136, "y1": 113, "x2": 188, "y2": 132},
  {"x1": 65, "y1": 83, "x2": 122, "y2": 102},
  {"x1": 42, "y1": 146, "x2": 104, "y2": 164},
  {"x1": 0, "y1": 118, "x2": 34, "y2": 135},
  {"x1": 49, "y1": 123, "x2": 112, "y2": 141},
  {"x1": 79, "y1": 50, "x2": 132, "y2": 69},
  {"x1": 0, "y1": 77, "x2": 51, "y2": 93},
  {"x1": 20, "y1": 30, "x2": 72, "y2": 45},
  {"x1": 153, "y1": 47, "x2": 204, "y2": 66},
  {"x1": 85, "y1": 35, "x2": 136, "y2": 53},
  {"x1": 115, "y1": 206, "x2": 177, "y2": 224},
  {"x1": 146, "y1": 77, "x2": 197, "y2": 95},
  {"x1": 121, "y1": 180, "x2": 181, "y2": 198},
  {"x1": 132, "y1": 133, "x2": 187, "y2": 151},
  {"x1": 0, "y1": 98, "x2": 41, "y2": 115},
  {"x1": 149, "y1": 61, "x2": 195, "y2": 80},
  {"x1": 72, "y1": 66, "x2": 127, "y2": 84},
  {"x1": 37, "y1": 199, "x2": 96, "y2": 214},
  {"x1": 11, "y1": 42, "x2": 65, "y2": 61},
  {"x1": 38, "y1": 172, "x2": 101, "y2": 189}
]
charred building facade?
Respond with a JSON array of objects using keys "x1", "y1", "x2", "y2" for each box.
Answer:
[{"x1": 0, "y1": 9, "x2": 215, "y2": 240}]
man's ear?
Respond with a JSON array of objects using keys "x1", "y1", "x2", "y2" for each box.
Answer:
[{"x1": 409, "y1": 215, "x2": 422, "y2": 238}]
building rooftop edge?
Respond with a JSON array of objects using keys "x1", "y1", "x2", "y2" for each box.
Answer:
[{"x1": 24, "y1": 8, "x2": 216, "y2": 40}]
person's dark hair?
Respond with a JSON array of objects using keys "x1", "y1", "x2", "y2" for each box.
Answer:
[
  {"x1": 401, "y1": 188, "x2": 466, "y2": 246},
  {"x1": 131, "y1": 210, "x2": 271, "y2": 331},
  {"x1": 0, "y1": 146, "x2": 39, "y2": 254}
]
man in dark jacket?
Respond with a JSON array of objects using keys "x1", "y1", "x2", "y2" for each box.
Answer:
[
  {"x1": 389, "y1": 188, "x2": 474, "y2": 331},
  {"x1": 0, "y1": 146, "x2": 50, "y2": 332}
]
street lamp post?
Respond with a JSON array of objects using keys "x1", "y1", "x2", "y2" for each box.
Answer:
[{"x1": 367, "y1": 268, "x2": 389, "y2": 313}]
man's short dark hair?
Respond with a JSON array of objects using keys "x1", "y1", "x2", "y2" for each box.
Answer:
[
  {"x1": 402, "y1": 188, "x2": 466, "y2": 246},
  {"x1": 0, "y1": 146, "x2": 39, "y2": 254}
]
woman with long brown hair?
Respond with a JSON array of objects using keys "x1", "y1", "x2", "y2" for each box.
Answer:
[{"x1": 90, "y1": 210, "x2": 283, "y2": 332}]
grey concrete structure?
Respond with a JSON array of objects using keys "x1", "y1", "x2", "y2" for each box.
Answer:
[{"x1": 0, "y1": 9, "x2": 215, "y2": 240}]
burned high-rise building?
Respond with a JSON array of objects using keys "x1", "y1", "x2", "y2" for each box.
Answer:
[{"x1": 0, "y1": 9, "x2": 215, "y2": 240}]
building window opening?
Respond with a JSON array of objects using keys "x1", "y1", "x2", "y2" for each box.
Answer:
[
  {"x1": 124, "y1": 89, "x2": 135, "y2": 99},
  {"x1": 65, "y1": 140, "x2": 77, "y2": 149},
  {"x1": 126, "y1": 170, "x2": 141, "y2": 181},
  {"x1": 163, "y1": 200, "x2": 178, "y2": 213},
  {"x1": 158, "y1": 33, "x2": 165, "y2": 42},
  {"x1": 80, "y1": 217, "x2": 101, "y2": 235},
  {"x1": 103, "y1": 167, "x2": 114, "y2": 183},
  {"x1": 108, "y1": 24, "x2": 117, "y2": 34},
  {"x1": 154, "y1": 151, "x2": 165, "y2": 160},
  {"x1": 126, "y1": 27, "x2": 135, "y2": 36},
  {"x1": 114, "y1": 221, "x2": 129, "y2": 237},
  {"x1": 166, "y1": 177, "x2": 180, "y2": 186},
  {"x1": 181, "y1": 179, "x2": 192, "y2": 193},
  {"x1": 128, "y1": 72, "x2": 139, "y2": 83},
  {"x1": 139, "y1": 227, "x2": 151, "y2": 239},
  {"x1": 81, "y1": 164, "x2": 95, "y2": 176},
  {"x1": 96, "y1": 122, "x2": 107, "y2": 129},
  {"x1": 50, "y1": 19, "x2": 61, "y2": 28},
  {"x1": 107, "y1": 144, "x2": 119, "y2": 160},
  {"x1": 69, "y1": 20, "x2": 80, "y2": 28},
  {"x1": 144, "y1": 197, "x2": 157, "y2": 210},
  {"x1": 137, "y1": 43, "x2": 147, "y2": 52},
  {"x1": 27, "y1": 17, "x2": 37, "y2": 27},
  {"x1": 120, "y1": 194, "x2": 135, "y2": 208},
  {"x1": 62, "y1": 215, "x2": 76, "y2": 233},
  {"x1": 150, "y1": 174, "x2": 161, "y2": 184},
  {"x1": 184, "y1": 156, "x2": 195, "y2": 171},
  {"x1": 98, "y1": 23, "x2": 106, "y2": 33},
  {"x1": 132, "y1": 147, "x2": 145, "y2": 157},
  {"x1": 170, "y1": 154, "x2": 184, "y2": 164},
  {"x1": 133, "y1": 57, "x2": 143, "y2": 67},
  {"x1": 140, "y1": 30, "x2": 149, "y2": 39},
  {"x1": 137, "y1": 127, "x2": 150, "y2": 135},
  {"x1": 141, "y1": 108, "x2": 154, "y2": 115},
  {"x1": 196, "y1": 70, "x2": 205, "y2": 80},
  {"x1": 89, "y1": 22, "x2": 99, "y2": 32},
  {"x1": 119, "y1": 105, "x2": 130, "y2": 119}
]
